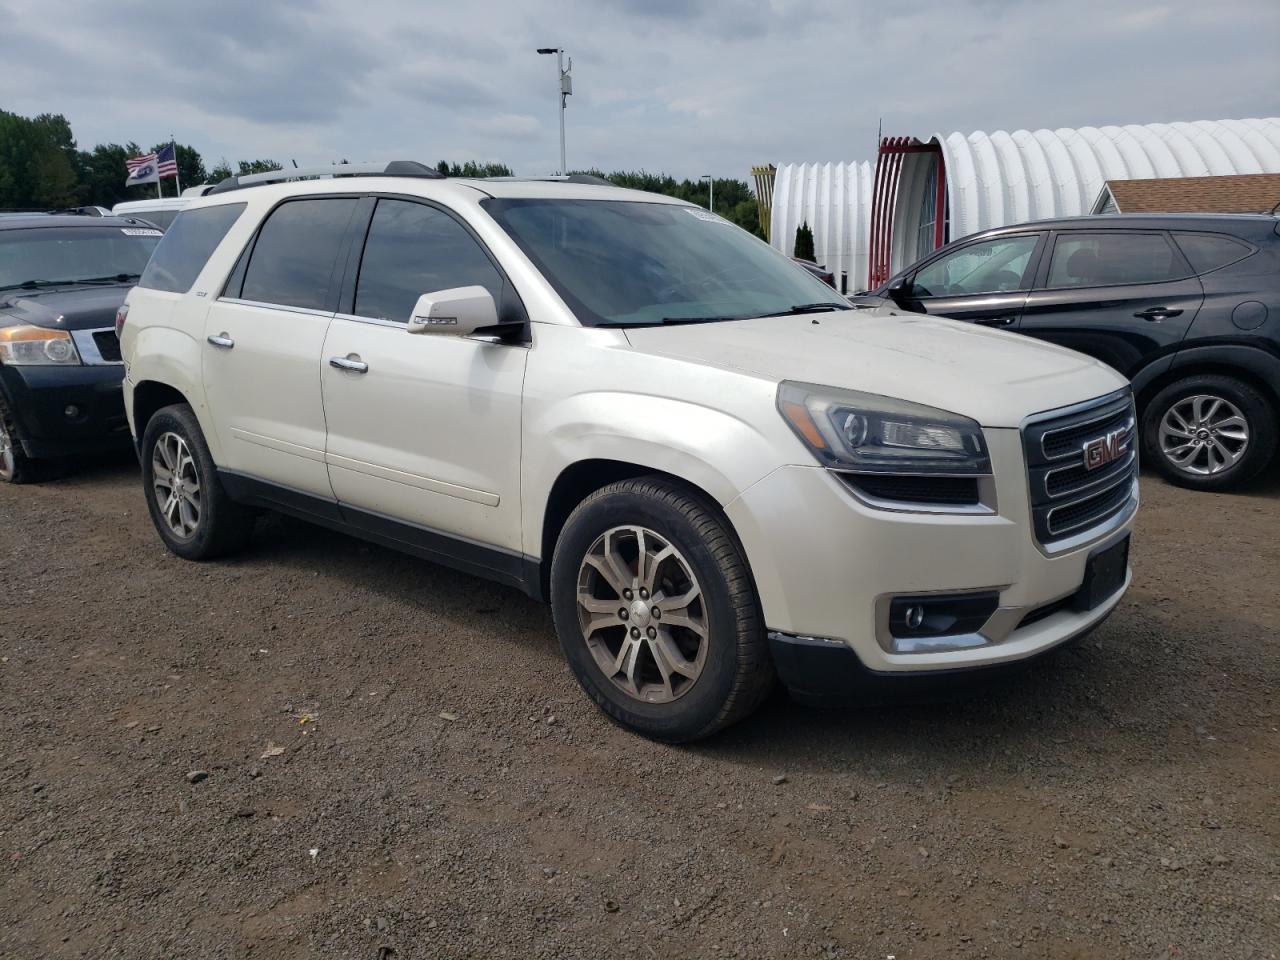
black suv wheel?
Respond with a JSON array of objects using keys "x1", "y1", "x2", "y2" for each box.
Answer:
[
  {"x1": 0, "y1": 394, "x2": 35, "y2": 484},
  {"x1": 1142, "y1": 374, "x2": 1278, "y2": 491},
  {"x1": 550, "y1": 476, "x2": 774, "y2": 742}
]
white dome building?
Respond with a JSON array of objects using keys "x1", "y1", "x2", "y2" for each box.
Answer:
[{"x1": 765, "y1": 117, "x2": 1280, "y2": 292}]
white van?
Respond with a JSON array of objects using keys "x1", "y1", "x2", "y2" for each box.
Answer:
[{"x1": 113, "y1": 186, "x2": 215, "y2": 230}]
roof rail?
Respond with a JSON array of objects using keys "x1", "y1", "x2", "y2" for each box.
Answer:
[
  {"x1": 207, "y1": 160, "x2": 444, "y2": 195},
  {"x1": 480, "y1": 174, "x2": 613, "y2": 186}
]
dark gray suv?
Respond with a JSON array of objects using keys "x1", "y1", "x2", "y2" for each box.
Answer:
[{"x1": 858, "y1": 214, "x2": 1280, "y2": 491}]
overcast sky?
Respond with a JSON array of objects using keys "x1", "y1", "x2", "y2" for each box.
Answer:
[{"x1": 5, "y1": 0, "x2": 1278, "y2": 182}]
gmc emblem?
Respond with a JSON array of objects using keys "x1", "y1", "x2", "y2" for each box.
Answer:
[{"x1": 1083, "y1": 429, "x2": 1129, "y2": 471}]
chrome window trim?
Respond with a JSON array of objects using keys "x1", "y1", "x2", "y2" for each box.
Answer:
[
  {"x1": 215, "y1": 297, "x2": 334, "y2": 319},
  {"x1": 70, "y1": 327, "x2": 121, "y2": 366}
]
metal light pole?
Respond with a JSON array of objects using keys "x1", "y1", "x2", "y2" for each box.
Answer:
[
  {"x1": 536, "y1": 47, "x2": 572, "y2": 174},
  {"x1": 701, "y1": 174, "x2": 713, "y2": 213}
]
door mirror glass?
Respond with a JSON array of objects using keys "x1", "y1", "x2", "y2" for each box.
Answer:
[{"x1": 407, "y1": 286, "x2": 499, "y2": 336}]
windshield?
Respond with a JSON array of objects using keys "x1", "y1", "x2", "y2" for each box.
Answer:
[
  {"x1": 0, "y1": 225, "x2": 161, "y2": 289},
  {"x1": 482, "y1": 198, "x2": 847, "y2": 326}
]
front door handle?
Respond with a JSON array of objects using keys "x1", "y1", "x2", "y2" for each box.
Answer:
[
  {"x1": 329, "y1": 355, "x2": 369, "y2": 374},
  {"x1": 207, "y1": 333, "x2": 235, "y2": 349},
  {"x1": 1134, "y1": 307, "x2": 1183, "y2": 321},
  {"x1": 975, "y1": 316, "x2": 1017, "y2": 326}
]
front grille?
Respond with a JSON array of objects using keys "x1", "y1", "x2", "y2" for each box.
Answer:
[
  {"x1": 93, "y1": 330, "x2": 122, "y2": 362},
  {"x1": 840, "y1": 473, "x2": 980, "y2": 506},
  {"x1": 1023, "y1": 391, "x2": 1137, "y2": 547}
]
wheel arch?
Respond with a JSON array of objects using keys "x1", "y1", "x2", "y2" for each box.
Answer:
[
  {"x1": 1135, "y1": 345, "x2": 1280, "y2": 416},
  {"x1": 535, "y1": 458, "x2": 746, "y2": 604},
  {"x1": 131, "y1": 380, "x2": 191, "y2": 442}
]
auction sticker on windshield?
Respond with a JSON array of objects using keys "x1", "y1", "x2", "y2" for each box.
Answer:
[
  {"x1": 121, "y1": 228, "x2": 163, "y2": 236},
  {"x1": 685, "y1": 208, "x2": 730, "y2": 224}
]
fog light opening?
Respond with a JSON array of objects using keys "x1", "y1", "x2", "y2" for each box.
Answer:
[{"x1": 64, "y1": 404, "x2": 81, "y2": 419}]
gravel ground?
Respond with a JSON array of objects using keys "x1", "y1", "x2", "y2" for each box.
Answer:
[{"x1": 1, "y1": 453, "x2": 1277, "y2": 959}]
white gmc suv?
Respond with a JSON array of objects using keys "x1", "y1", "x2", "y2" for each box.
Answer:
[{"x1": 120, "y1": 162, "x2": 1137, "y2": 741}]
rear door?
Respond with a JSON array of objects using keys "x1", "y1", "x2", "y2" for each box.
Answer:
[
  {"x1": 1018, "y1": 230, "x2": 1202, "y2": 376},
  {"x1": 898, "y1": 232, "x2": 1044, "y2": 329},
  {"x1": 202, "y1": 196, "x2": 360, "y2": 498}
]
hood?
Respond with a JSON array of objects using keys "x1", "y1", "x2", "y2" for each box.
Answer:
[
  {"x1": 622, "y1": 305, "x2": 1128, "y2": 428},
  {"x1": 0, "y1": 285, "x2": 131, "y2": 332}
]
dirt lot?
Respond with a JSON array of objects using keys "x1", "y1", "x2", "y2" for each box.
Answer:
[{"x1": 1, "y1": 453, "x2": 1277, "y2": 960}]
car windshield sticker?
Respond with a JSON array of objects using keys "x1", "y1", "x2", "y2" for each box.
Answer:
[
  {"x1": 685, "y1": 208, "x2": 730, "y2": 224},
  {"x1": 121, "y1": 228, "x2": 163, "y2": 237}
]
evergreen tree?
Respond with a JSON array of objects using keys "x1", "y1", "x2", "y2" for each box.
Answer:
[{"x1": 794, "y1": 221, "x2": 815, "y2": 261}]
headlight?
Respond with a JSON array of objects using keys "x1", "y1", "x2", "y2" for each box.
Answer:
[
  {"x1": 777, "y1": 381, "x2": 990, "y2": 475},
  {"x1": 0, "y1": 326, "x2": 82, "y2": 366}
]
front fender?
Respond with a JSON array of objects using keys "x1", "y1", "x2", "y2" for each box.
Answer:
[{"x1": 521, "y1": 389, "x2": 791, "y2": 560}]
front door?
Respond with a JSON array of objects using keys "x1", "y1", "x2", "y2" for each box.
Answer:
[
  {"x1": 1018, "y1": 230, "x2": 1203, "y2": 376},
  {"x1": 202, "y1": 196, "x2": 360, "y2": 497},
  {"x1": 899, "y1": 232, "x2": 1044, "y2": 329},
  {"x1": 320, "y1": 197, "x2": 528, "y2": 553}
]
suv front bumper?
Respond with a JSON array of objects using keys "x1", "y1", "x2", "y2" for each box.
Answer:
[
  {"x1": 0, "y1": 364, "x2": 130, "y2": 459},
  {"x1": 724, "y1": 427, "x2": 1136, "y2": 683}
]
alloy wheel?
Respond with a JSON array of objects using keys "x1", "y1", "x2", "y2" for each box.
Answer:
[
  {"x1": 0, "y1": 416, "x2": 14, "y2": 481},
  {"x1": 1158, "y1": 394, "x2": 1249, "y2": 476},
  {"x1": 152, "y1": 431, "x2": 202, "y2": 539},
  {"x1": 576, "y1": 525, "x2": 709, "y2": 704}
]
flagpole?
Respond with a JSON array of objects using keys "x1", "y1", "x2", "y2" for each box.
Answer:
[{"x1": 171, "y1": 136, "x2": 181, "y2": 194}]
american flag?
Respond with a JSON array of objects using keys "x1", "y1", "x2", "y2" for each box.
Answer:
[
  {"x1": 155, "y1": 142, "x2": 178, "y2": 177},
  {"x1": 124, "y1": 143, "x2": 177, "y2": 185}
]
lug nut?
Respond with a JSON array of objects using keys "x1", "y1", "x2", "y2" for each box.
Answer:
[
  {"x1": 630, "y1": 627, "x2": 641, "y2": 639},
  {"x1": 652, "y1": 607, "x2": 661, "y2": 620},
  {"x1": 623, "y1": 588, "x2": 633, "y2": 600},
  {"x1": 646, "y1": 627, "x2": 657, "y2": 639},
  {"x1": 619, "y1": 609, "x2": 629, "y2": 620},
  {"x1": 639, "y1": 588, "x2": 649, "y2": 600}
]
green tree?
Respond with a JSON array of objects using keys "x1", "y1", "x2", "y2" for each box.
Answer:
[
  {"x1": 436, "y1": 160, "x2": 514, "y2": 178},
  {"x1": 236, "y1": 159, "x2": 283, "y2": 176},
  {"x1": 0, "y1": 109, "x2": 80, "y2": 209},
  {"x1": 794, "y1": 221, "x2": 815, "y2": 261}
]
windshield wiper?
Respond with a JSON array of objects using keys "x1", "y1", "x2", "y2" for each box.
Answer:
[
  {"x1": 76, "y1": 273, "x2": 142, "y2": 284},
  {"x1": 763, "y1": 302, "x2": 850, "y2": 317},
  {"x1": 0, "y1": 274, "x2": 141, "y2": 292}
]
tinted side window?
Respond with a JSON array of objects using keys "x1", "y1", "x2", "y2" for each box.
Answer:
[
  {"x1": 1173, "y1": 233, "x2": 1253, "y2": 275},
  {"x1": 353, "y1": 199, "x2": 502, "y2": 322},
  {"x1": 911, "y1": 235, "x2": 1038, "y2": 297},
  {"x1": 139, "y1": 203, "x2": 246, "y2": 293},
  {"x1": 1047, "y1": 232, "x2": 1184, "y2": 288},
  {"x1": 241, "y1": 198, "x2": 358, "y2": 311}
]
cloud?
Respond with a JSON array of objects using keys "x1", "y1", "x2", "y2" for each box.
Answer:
[{"x1": 2, "y1": 0, "x2": 1276, "y2": 181}]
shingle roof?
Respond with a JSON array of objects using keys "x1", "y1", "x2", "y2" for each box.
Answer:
[{"x1": 1103, "y1": 173, "x2": 1280, "y2": 215}]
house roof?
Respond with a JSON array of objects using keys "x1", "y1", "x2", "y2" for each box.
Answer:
[{"x1": 1099, "y1": 173, "x2": 1280, "y2": 215}]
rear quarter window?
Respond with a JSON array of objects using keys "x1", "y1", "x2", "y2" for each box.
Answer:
[
  {"x1": 1172, "y1": 232, "x2": 1254, "y2": 275},
  {"x1": 139, "y1": 203, "x2": 246, "y2": 293}
]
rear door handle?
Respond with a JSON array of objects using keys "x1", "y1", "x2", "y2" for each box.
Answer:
[
  {"x1": 207, "y1": 333, "x2": 235, "y2": 349},
  {"x1": 329, "y1": 355, "x2": 369, "y2": 374},
  {"x1": 975, "y1": 316, "x2": 1017, "y2": 326},
  {"x1": 1134, "y1": 307, "x2": 1183, "y2": 321}
]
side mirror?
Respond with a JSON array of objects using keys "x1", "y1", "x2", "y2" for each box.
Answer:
[
  {"x1": 885, "y1": 276, "x2": 910, "y2": 301},
  {"x1": 408, "y1": 286, "x2": 499, "y2": 337}
]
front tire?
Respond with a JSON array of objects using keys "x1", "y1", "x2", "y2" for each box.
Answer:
[
  {"x1": 0, "y1": 394, "x2": 36, "y2": 484},
  {"x1": 550, "y1": 477, "x2": 773, "y2": 742},
  {"x1": 1142, "y1": 374, "x2": 1277, "y2": 491},
  {"x1": 140, "y1": 404, "x2": 255, "y2": 559}
]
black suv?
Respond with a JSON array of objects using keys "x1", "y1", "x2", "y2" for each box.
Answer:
[
  {"x1": 0, "y1": 213, "x2": 162, "y2": 482},
  {"x1": 858, "y1": 214, "x2": 1280, "y2": 490}
]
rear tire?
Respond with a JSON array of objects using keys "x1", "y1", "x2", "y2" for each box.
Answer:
[
  {"x1": 140, "y1": 404, "x2": 255, "y2": 559},
  {"x1": 1142, "y1": 374, "x2": 1277, "y2": 491},
  {"x1": 0, "y1": 394, "x2": 36, "y2": 484},
  {"x1": 550, "y1": 476, "x2": 774, "y2": 742}
]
